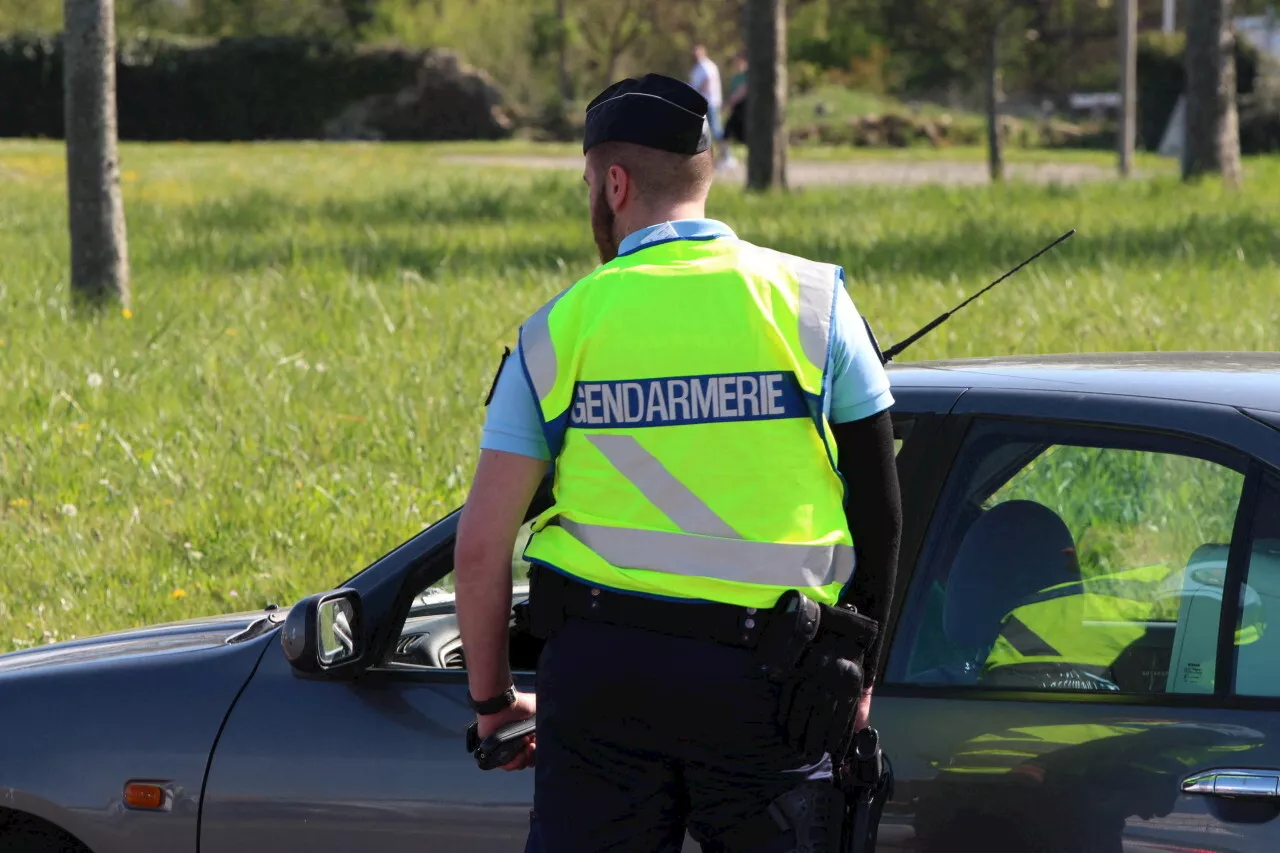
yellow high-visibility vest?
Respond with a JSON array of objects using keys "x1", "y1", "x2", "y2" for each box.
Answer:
[
  {"x1": 516, "y1": 234, "x2": 855, "y2": 608},
  {"x1": 984, "y1": 563, "x2": 1266, "y2": 677},
  {"x1": 983, "y1": 564, "x2": 1178, "y2": 677}
]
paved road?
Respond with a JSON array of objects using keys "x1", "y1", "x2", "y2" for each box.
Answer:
[{"x1": 440, "y1": 154, "x2": 1145, "y2": 187}]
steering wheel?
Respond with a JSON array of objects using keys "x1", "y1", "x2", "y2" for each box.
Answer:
[{"x1": 978, "y1": 661, "x2": 1121, "y2": 692}]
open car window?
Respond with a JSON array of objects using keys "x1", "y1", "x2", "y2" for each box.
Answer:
[
  {"x1": 389, "y1": 519, "x2": 540, "y2": 672},
  {"x1": 888, "y1": 419, "x2": 1248, "y2": 695}
]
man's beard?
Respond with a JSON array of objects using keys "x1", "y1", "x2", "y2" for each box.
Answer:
[{"x1": 591, "y1": 184, "x2": 619, "y2": 264}]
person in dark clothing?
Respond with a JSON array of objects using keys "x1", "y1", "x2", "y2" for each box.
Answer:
[{"x1": 723, "y1": 52, "x2": 749, "y2": 145}]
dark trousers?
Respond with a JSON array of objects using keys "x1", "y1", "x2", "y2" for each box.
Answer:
[
  {"x1": 527, "y1": 616, "x2": 831, "y2": 852},
  {"x1": 724, "y1": 103, "x2": 747, "y2": 143}
]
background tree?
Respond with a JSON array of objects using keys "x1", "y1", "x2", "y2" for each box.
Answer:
[
  {"x1": 633, "y1": 0, "x2": 744, "y2": 82},
  {"x1": 572, "y1": 0, "x2": 650, "y2": 91},
  {"x1": 985, "y1": 8, "x2": 1007, "y2": 182},
  {"x1": 746, "y1": 0, "x2": 788, "y2": 191},
  {"x1": 1118, "y1": 0, "x2": 1136, "y2": 175},
  {"x1": 62, "y1": 0, "x2": 130, "y2": 309},
  {"x1": 555, "y1": 0, "x2": 570, "y2": 103},
  {"x1": 1182, "y1": 0, "x2": 1243, "y2": 185},
  {"x1": 962, "y1": 0, "x2": 1033, "y2": 182}
]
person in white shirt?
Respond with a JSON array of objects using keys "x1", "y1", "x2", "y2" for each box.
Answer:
[{"x1": 689, "y1": 44, "x2": 736, "y2": 168}]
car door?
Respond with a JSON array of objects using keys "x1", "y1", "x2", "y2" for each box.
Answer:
[
  {"x1": 200, "y1": 525, "x2": 727, "y2": 853},
  {"x1": 197, "y1": 546, "x2": 540, "y2": 853},
  {"x1": 872, "y1": 392, "x2": 1280, "y2": 853}
]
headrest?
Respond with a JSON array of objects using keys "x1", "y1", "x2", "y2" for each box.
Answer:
[{"x1": 943, "y1": 500, "x2": 1079, "y2": 651}]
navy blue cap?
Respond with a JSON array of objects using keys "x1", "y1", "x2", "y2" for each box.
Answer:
[{"x1": 583, "y1": 73, "x2": 712, "y2": 155}]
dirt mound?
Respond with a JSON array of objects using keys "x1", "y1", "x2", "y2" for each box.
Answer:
[{"x1": 324, "y1": 49, "x2": 514, "y2": 142}]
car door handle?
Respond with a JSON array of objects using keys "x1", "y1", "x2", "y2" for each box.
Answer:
[{"x1": 1182, "y1": 768, "x2": 1280, "y2": 799}]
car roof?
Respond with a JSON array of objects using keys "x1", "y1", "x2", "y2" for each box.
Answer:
[{"x1": 885, "y1": 351, "x2": 1280, "y2": 413}]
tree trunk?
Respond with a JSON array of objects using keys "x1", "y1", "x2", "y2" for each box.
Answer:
[
  {"x1": 63, "y1": 0, "x2": 130, "y2": 308},
  {"x1": 746, "y1": 0, "x2": 787, "y2": 192},
  {"x1": 1118, "y1": 0, "x2": 1136, "y2": 176},
  {"x1": 556, "y1": 0, "x2": 571, "y2": 103},
  {"x1": 1182, "y1": 0, "x2": 1243, "y2": 186},
  {"x1": 985, "y1": 18, "x2": 1004, "y2": 182}
]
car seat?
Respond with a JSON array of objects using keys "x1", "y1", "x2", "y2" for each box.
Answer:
[
  {"x1": 942, "y1": 499, "x2": 1081, "y2": 665},
  {"x1": 1165, "y1": 541, "x2": 1276, "y2": 695}
]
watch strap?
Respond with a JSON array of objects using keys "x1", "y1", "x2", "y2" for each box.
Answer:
[{"x1": 468, "y1": 684, "x2": 517, "y2": 715}]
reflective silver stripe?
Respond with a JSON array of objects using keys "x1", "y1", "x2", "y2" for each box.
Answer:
[
  {"x1": 586, "y1": 434, "x2": 741, "y2": 539},
  {"x1": 792, "y1": 257, "x2": 838, "y2": 371},
  {"x1": 520, "y1": 289, "x2": 569, "y2": 402},
  {"x1": 560, "y1": 520, "x2": 854, "y2": 588}
]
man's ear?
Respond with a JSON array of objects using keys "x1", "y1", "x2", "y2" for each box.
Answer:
[{"x1": 608, "y1": 164, "x2": 630, "y2": 212}]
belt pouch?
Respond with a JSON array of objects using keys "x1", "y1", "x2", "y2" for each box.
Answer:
[
  {"x1": 754, "y1": 589, "x2": 822, "y2": 683},
  {"x1": 814, "y1": 603, "x2": 879, "y2": 663}
]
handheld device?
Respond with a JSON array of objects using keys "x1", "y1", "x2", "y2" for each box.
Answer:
[{"x1": 465, "y1": 715, "x2": 537, "y2": 771}]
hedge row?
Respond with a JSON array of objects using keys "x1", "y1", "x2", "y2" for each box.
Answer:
[{"x1": 0, "y1": 32, "x2": 507, "y2": 141}]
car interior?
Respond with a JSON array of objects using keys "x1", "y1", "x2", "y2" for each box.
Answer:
[
  {"x1": 390, "y1": 582, "x2": 544, "y2": 671},
  {"x1": 387, "y1": 481, "x2": 557, "y2": 673},
  {"x1": 1169, "y1": 484, "x2": 1280, "y2": 697},
  {"x1": 900, "y1": 440, "x2": 1253, "y2": 696}
]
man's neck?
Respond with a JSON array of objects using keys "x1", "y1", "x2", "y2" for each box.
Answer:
[{"x1": 618, "y1": 205, "x2": 707, "y2": 240}]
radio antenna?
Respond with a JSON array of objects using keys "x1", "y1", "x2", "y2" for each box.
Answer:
[{"x1": 881, "y1": 229, "x2": 1076, "y2": 363}]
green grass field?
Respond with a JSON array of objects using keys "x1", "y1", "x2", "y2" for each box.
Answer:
[{"x1": 1, "y1": 139, "x2": 1278, "y2": 652}]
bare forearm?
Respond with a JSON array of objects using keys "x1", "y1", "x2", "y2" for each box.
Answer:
[
  {"x1": 455, "y1": 546, "x2": 515, "y2": 699},
  {"x1": 453, "y1": 448, "x2": 548, "y2": 702}
]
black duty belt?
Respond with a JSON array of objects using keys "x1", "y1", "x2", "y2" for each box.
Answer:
[{"x1": 528, "y1": 566, "x2": 773, "y2": 650}]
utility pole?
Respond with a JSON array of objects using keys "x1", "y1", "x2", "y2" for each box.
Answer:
[
  {"x1": 63, "y1": 0, "x2": 130, "y2": 309},
  {"x1": 1119, "y1": 0, "x2": 1137, "y2": 176}
]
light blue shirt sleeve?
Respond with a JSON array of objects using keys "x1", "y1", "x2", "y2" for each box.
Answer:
[
  {"x1": 480, "y1": 354, "x2": 552, "y2": 461},
  {"x1": 826, "y1": 273, "x2": 895, "y2": 424}
]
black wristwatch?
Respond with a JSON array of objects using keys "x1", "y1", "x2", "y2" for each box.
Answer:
[{"x1": 467, "y1": 684, "x2": 517, "y2": 715}]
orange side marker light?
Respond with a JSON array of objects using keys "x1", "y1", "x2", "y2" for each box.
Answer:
[{"x1": 123, "y1": 783, "x2": 166, "y2": 810}]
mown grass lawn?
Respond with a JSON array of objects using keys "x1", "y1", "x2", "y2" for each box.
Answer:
[{"x1": 1, "y1": 139, "x2": 1277, "y2": 651}]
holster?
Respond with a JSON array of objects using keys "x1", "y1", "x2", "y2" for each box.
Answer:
[
  {"x1": 754, "y1": 590, "x2": 822, "y2": 683},
  {"x1": 755, "y1": 593, "x2": 880, "y2": 765}
]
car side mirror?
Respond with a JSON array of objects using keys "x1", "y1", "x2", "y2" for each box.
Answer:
[{"x1": 281, "y1": 589, "x2": 365, "y2": 678}]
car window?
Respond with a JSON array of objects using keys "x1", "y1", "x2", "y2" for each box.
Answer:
[
  {"x1": 889, "y1": 420, "x2": 1247, "y2": 695},
  {"x1": 386, "y1": 519, "x2": 538, "y2": 671},
  {"x1": 1232, "y1": 475, "x2": 1280, "y2": 697}
]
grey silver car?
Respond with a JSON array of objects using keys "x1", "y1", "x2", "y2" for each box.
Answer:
[{"x1": 4, "y1": 352, "x2": 1280, "y2": 853}]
